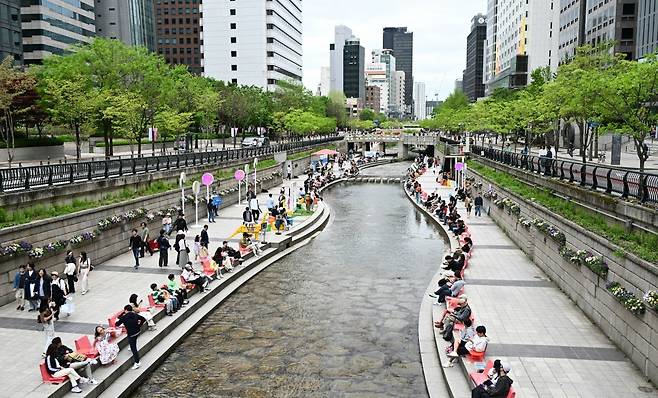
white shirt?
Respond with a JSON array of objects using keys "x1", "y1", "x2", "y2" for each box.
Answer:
[{"x1": 64, "y1": 262, "x2": 76, "y2": 275}]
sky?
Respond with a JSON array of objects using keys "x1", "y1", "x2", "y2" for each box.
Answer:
[{"x1": 301, "y1": 0, "x2": 486, "y2": 103}]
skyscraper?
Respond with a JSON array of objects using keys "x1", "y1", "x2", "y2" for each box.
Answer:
[
  {"x1": 585, "y1": 0, "x2": 637, "y2": 60},
  {"x1": 391, "y1": 70, "x2": 405, "y2": 118},
  {"x1": 318, "y1": 66, "x2": 330, "y2": 96},
  {"x1": 383, "y1": 27, "x2": 413, "y2": 116},
  {"x1": 154, "y1": 0, "x2": 203, "y2": 74},
  {"x1": 414, "y1": 82, "x2": 426, "y2": 120},
  {"x1": 483, "y1": 0, "x2": 558, "y2": 94},
  {"x1": 20, "y1": 0, "x2": 95, "y2": 64},
  {"x1": 329, "y1": 25, "x2": 353, "y2": 93},
  {"x1": 0, "y1": 0, "x2": 22, "y2": 64},
  {"x1": 95, "y1": 0, "x2": 156, "y2": 52},
  {"x1": 637, "y1": 0, "x2": 658, "y2": 58},
  {"x1": 365, "y1": 62, "x2": 388, "y2": 114},
  {"x1": 556, "y1": 0, "x2": 587, "y2": 67},
  {"x1": 342, "y1": 38, "x2": 364, "y2": 100},
  {"x1": 462, "y1": 14, "x2": 486, "y2": 102},
  {"x1": 203, "y1": 0, "x2": 303, "y2": 91}
]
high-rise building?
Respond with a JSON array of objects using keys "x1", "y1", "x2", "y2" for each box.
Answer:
[
  {"x1": 0, "y1": 0, "x2": 22, "y2": 64},
  {"x1": 329, "y1": 25, "x2": 353, "y2": 93},
  {"x1": 638, "y1": 0, "x2": 658, "y2": 58},
  {"x1": 154, "y1": 0, "x2": 203, "y2": 74},
  {"x1": 557, "y1": 0, "x2": 587, "y2": 67},
  {"x1": 483, "y1": 0, "x2": 558, "y2": 94},
  {"x1": 463, "y1": 14, "x2": 486, "y2": 102},
  {"x1": 368, "y1": 49, "x2": 398, "y2": 116},
  {"x1": 203, "y1": 0, "x2": 302, "y2": 90},
  {"x1": 365, "y1": 85, "x2": 381, "y2": 113},
  {"x1": 95, "y1": 0, "x2": 156, "y2": 52},
  {"x1": 383, "y1": 27, "x2": 413, "y2": 115},
  {"x1": 318, "y1": 66, "x2": 330, "y2": 96},
  {"x1": 391, "y1": 70, "x2": 406, "y2": 118},
  {"x1": 454, "y1": 79, "x2": 463, "y2": 92},
  {"x1": 414, "y1": 81, "x2": 426, "y2": 120},
  {"x1": 585, "y1": 0, "x2": 638, "y2": 60},
  {"x1": 20, "y1": 0, "x2": 95, "y2": 64},
  {"x1": 365, "y1": 62, "x2": 389, "y2": 114},
  {"x1": 342, "y1": 38, "x2": 364, "y2": 100},
  {"x1": 426, "y1": 100, "x2": 442, "y2": 118}
]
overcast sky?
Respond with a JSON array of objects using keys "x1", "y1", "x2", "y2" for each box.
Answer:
[{"x1": 301, "y1": 0, "x2": 486, "y2": 102}]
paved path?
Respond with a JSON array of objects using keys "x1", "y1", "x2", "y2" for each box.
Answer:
[
  {"x1": 0, "y1": 177, "x2": 310, "y2": 397},
  {"x1": 417, "y1": 169, "x2": 654, "y2": 397}
]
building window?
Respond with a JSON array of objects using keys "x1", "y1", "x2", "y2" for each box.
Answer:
[
  {"x1": 230, "y1": 23, "x2": 236, "y2": 29},
  {"x1": 231, "y1": 65, "x2": 237, "y2": 71},
  {"x1": 230, "y1": 9, "x2": 236, "y2": 15},
  {"x1": 232, "y1": 78, "x2": 238, "y2": 84},
  {"x1": 231, "y1": 37, "x2": 237, "y2": 43},
  {"x1": 231, "y1": 50, "x2": 237, "y2": 57}
]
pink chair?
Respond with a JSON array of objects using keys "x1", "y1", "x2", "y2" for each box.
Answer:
[{"x1": 74, "y1": 336, "x2": 99, "y2": 359}]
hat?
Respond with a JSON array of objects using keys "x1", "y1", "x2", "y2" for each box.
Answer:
[
  {"x1": 51, "y1": 271, "x2": 59, "y2": 276},
  {"x1": 500, "y1": 361, "x2": 511, "y2": 373}
]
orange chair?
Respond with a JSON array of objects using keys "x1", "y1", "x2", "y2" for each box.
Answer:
[
  {"x1": 107, "y1": 311, "x2": 127, "y2": 332},
  {"x1": 74, "y1": 336, "x2": 98, "y2": 359},
  {"x1": 40, "y1": 361, "x2": 67, "y2": 384},
  {"x1": 148, "y1": 294, "x2": 166, "y2": 309},
  {"x1": 467, "y1": 349, "x2": 486, "y2": 362}
]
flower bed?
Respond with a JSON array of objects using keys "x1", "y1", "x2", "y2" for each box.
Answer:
[
  {"x1": 559, "y1": 247, "x2": 608, "y2": 278},
  {"x1": 0, "y1": 241, "x2": 33, "y2": 258},
  {"x1": 532, "y1": 218, "x2": 566, "y2": 246},
  {"x1": 606, "y1": 281, "x2": 646, "y2": 315},
  {"x1": 643, "y1": 291, "x2": 658, "y2": 312},
  {"x1": 501, "y1": 198, "x2": 521, "y2": 215},
  {"x1": 518, "y1": 216, "x2": 532, "y2": 229}
]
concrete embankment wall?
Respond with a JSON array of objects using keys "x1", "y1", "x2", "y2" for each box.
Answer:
[{"x1": 471, "y1": 170, "x2": 658, "y2": 386}]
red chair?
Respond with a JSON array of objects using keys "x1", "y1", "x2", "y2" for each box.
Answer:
[
  {"x1": 454, "y1": 314, "x2": 475, "y2": 332},
  {"x1": 108, "y1": 311, "x2": 127, "y2": 332},
  {"x1": 74, "y1": 336, "x2": 99, "y2": 359},
  {"x1": 40, "y1": 361, "x2": 67, "y2": 384},
  {"x1": 180, "y1": 275, "x2": 196, "y2": 291},
  {"x1": 468, "y1": 349, "x2": 486, "y2": 362},
  {"x1": 469, "y1": 359, "x2": 493, "y2": 386},
  {"x1": 148, "y1": 294, "x2": 166, "y2": 309},
  {"x1": 507, "y1": 389, "x2": 516, "y2": 398}
]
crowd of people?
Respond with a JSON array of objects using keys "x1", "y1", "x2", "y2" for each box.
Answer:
[{"x1": 406, "y1": 155, "x2": 515, "y2": 398}]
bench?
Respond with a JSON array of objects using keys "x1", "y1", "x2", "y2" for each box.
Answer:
[
  {"x1": 40, "y1": 361, "x2": 67, "y2": 384},
  {"x1": 74, "y1": 336, "x2": 99, "y2": 359}
]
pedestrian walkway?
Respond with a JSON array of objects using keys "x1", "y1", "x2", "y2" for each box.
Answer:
[
  {"x1": 416, "y1": 169, "x2": 654, "y2": 397},
  {"x1": 0, "y1": 177, "x2": 310, "y2": 397}
]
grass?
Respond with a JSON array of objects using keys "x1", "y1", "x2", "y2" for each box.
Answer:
[
  {"x1": 0, "y1": 147, "x2": 318, "y2": 228},
  {"x1": 469, "y1": 160, "x2": 658, "y2": 263}
]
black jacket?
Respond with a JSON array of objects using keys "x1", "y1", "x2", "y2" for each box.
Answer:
[
  {"x1": 474, "y1": 196, "x2": 483, "y2": 206},
  {"x1": 172, "y1": 218, "x2": 188, "y2": 232},
  {"x1": 200, "y1": 230, "x2": 209, "y2": 245},
  {"x1": 488, "y1": 375, "x2": 513, "y2": 397},
  {"x1": 116, "y1": 311, "x2": 146, "y2": 337},
  {"x1": 129, "y1": 235, "x2": 143, "y2": 250},
  {"x1": 242, "y1": 210, "x2": 253, "y2": 223}
]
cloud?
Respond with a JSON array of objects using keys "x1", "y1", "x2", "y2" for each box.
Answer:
[{"x1": 302, "y1": 0, "x2": 486, "y2": 102}]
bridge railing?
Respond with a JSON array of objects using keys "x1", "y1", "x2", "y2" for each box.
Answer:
[
  {"x1": 0, "y1": 136, "x2": 341, "y2": 192},
  {"x1": 471, "y1": 145, "x2": 658, "y2": 203}
]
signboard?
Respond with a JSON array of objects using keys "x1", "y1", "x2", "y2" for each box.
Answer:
[
  {"x1": 192, "y1": 181, "x2": 200, "y2": 195},
  {"x1": 201, "y1": 172, "x2": 214, "y2": 186},
  {"x1": 231, "y1": 128, "x2": 238, "y2": 138}
]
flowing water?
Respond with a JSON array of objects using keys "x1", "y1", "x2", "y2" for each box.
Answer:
[{"x1": 133, "y1": 164, "x2": 444, "y2": 398}]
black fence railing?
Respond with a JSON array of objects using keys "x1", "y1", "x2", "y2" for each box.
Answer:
[
  {"x1": 471, "y1": 145, "x2": 658, "y2": 203},
  {"x1": 0, "y1": 136, "x2": 341, "y2": 192}
]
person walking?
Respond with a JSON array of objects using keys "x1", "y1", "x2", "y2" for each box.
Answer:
[
  {"x1": 78, "y1": 252, "x2": 91, "y2": 295},
  {"x1": 36, "y1": 268, "x2": 52, "y2": 311},
  {"x1": 13, "y1": 265, "x2": 26, "y2": 311},
  {"x1": 129, "y1": 229, "x2": 143, "y2": 269},
  {"x1": 207, "y1": 200, "x2": 216, "y2": 223},
  {"x1": 50, "y1": 271, "x2": 67, "y2": 320},
  {"x1": 162, "y1": 213, "x2": 172, "y2": 235},
  {"x1": 242, "y1": 206, "x2": 254, "y2": 225},
  {"x1": 249, "y1": 196, "x2": 261, "y2": 222},
  {"x1": 464, "y1": 195, "x2": 473, "y2": 217},
  {"x1": 140, "y1": 222, "x2": 153, "y2": 257},
  {"x1": 39, "y1": 306, "x2": 55, "y2": 357},
  {"x1": 286, "y1": 163, "x2": 292, "y2": 180},
  {"x1": 157, "y1": 230, "x2": 171, "y2": 267},
  {"x1": 200, "y1": 225, "x2": 210, "y2": 249},
  {"x1": 25, "y1": 262, "x2": 39, "y2": 312},
  {"x1": 474, "y1": 194, "x2": 483, "y2": 217},
  {"x1": 115, "y1": 305, "x2": 146, "y2": 369},
  {"x1": 63, "y1": 257, "x2": 77, "y2": 297},
  {"x1": 170, "y1": 214, "x2": 188, "y2": 236}
]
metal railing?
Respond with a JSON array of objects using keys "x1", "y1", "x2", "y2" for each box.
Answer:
[
  {"x1": 471, "y1": 145, "x2": 658, "y2": 203},
  {"x1": 0, "y1": 136, "x2": 341, "y2": 192}
]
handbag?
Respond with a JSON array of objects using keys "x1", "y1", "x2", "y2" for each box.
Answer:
[{"x1": 442, "y1": 322, "x2": 454, "y2": 341}]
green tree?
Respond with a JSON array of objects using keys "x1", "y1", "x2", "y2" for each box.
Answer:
[
  {"x1": 326, "y1": 91, "x2": 347, "y2": 129},
  {"x1": 359, "y1": 108, "x2": 375, "y2": 121},
  {"x1": 154, "y1": 108, "x2": 193, "y2": 153}
]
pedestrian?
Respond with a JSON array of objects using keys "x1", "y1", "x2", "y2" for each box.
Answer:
[
  {"x1": 200, "y1": 225, "x2": 209, "y2": 248},
  {"x1": 115, "y1": 304, "x2": 147, "y2": 370},
  {"x1": 78, "y1": 251, "x2": 91, "y2": 295},
  {"x1": 242, "y1": 206, "x2": 254, "y2": 225},
  {"x1": 162, "y1": 213, "x2": 172, "y2": 234},
  {"x1": 129, "y1": 294, "x2": 156, "y2": 329},
  {"x1": 25, "y1": 262, "x2": 39, "y2": 312},
  {"x1": 474, "y1": 194, "x2": 483, "y2": 217},
  {"x1": 249, "y1": 195, "x2": 261, "y2": 222},
  {"x1": 156, "y1": 229, "x2": 170, "y2": 267},
  {"x1": 193, "y1": 235, "x2": 201, "y2": 261},
  {"x1": 464, "y1": 195, "x2": 473, "y2": 216},
  {"x1": 171, "y1": 213, "x2": 188, "y2": 235},
  {"x1": 129, "y1": 229, "x2": 143, "y2": 269},
  {"x1": 287, "y1": 163, "x2": 292, "y2": 180},
  {"x1": 207, "y1": 199, "x2": 216, "y2": 223},
  {"x1": 140, "y1": 222, "x2": 153, "y2": 257},
  {"x1": 63, "y1": 256, "x2": 77, "y2": 296},
  {"x1": 266, "y1": 193, "x2": 275, "y2": 211},
  {"x1": 39, "y1": 306, "x2": 55, "y2": 357},
  {"x1": 50, "y1": 271, "x2": 67, "y2": 320},
  {"x1": 174, "y1": 231, "x2": 190, "y2": 267},
  {"x1": 13, "y1": 264, "x2": 26, "y2": 311},
  {"x1": 36, "y1": 268, "x2": 52, "y2": 310}
]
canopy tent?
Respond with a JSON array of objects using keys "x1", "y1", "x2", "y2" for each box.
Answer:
[{"x1": 312, "y1": 149, "x2": 339, "y2": 156}]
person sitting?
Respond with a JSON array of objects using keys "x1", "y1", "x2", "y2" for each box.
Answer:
[
  {"x1": 430, "y1": 273, "x2": 465, "y2": 303},
  {"x1": 462, "y1": 237, "x2": 473, "y2": 254},
  {"x1": 181, "y1": 263, "x2": 210, "y2": 292},
  {"x1": 435, "y1": 295, "x2": 471, "y2": 336},
  {"x1": 471, "y1": 360, "x2": 513, "y2": 398},
  {"x1": 93, "y1": 326, "x2": 120, "y2": 365},
  {"x1": 51, "y1": 337, "x2": 97, "y2": 382},
  {"x1": 452, "y1": 219, "x2": 466, "y2": 236},
  {"x1": 166, "y1": 274, "x2": 190, "y2": 304},
  {"x1": 442, "y1": 255, "x2": 464, "y2": 278},
  {"x1": 239, "y1": 232, "x2": 261, "y2": 256},
  {"x1": 274, "y1": 206, "x2": 286, "y2": 234},
  {"x1": 150, "y1": 283, "x2": 177, "y2": 315},
  {"x1": 218, "y1": 241, "x2": 241, "y2": 264},
  {"x1": 128, "y1": 294, "x2": 156, "y2": 329},
  {"x1": 45, "y1": 342, "x2": 93, "y2": 393},
  {"x1": 444, "y1": 324, "x2": 488, "y2": 367}
]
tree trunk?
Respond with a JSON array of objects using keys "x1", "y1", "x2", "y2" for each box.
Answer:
[
  {"x1": 103, "y1": 120, "x2": 110, "y2": 158},
  {"x1": 137, "y1": 136, "x2": 142, "y2": 155},
  {"x1": 75, "y1": 123, "x2": 81, "y2": 160}
]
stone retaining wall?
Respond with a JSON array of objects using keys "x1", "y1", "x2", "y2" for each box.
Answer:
[
  {"x1": 474, "y1": 171, "x2": 658, "y2": 385},
  {"x1": 0, "y1": 145, "x2": 65, "y2": 162}
]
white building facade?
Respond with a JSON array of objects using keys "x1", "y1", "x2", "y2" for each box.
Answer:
[
  {"x1": 391, "y1": 70, "x2": 406, "y2": 119},
  {"x1": 318, "y1": 66, "x2": 330, "y2": 96},
  {"x1": 203, "y1": 0, "x2": 302, "y2": 91},
  {"x1": 329, "y1": 25, "x2": 353, "y2": 93},
  {"x1": 365, "y1": 62, "x2": 389, "y2": 114},
  {"x1": 414, "y1": 81, "x2": 426, "y2": 120},
  {"x1": 483, "y1": 0, "x2": 559, "y2": 94}
]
